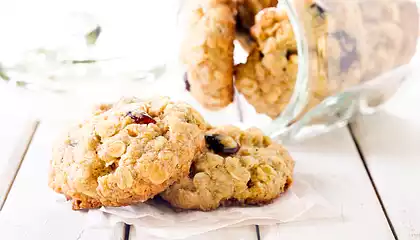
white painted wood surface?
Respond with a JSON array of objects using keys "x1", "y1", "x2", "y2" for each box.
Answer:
[
  {"x1": 0, "y1": 86, "x2": 401, "y2": 240},
  {"x1": 130, "y1": 225, "x2": 258, "y2": 240},
  {"x1": 0, "y1": 116, "x2": 38, "y2": 209},
  {"x1": 259, "y1": 128, "x2": 393, "y2": 240},
  {"x1": 352, "y1": 112, "x2": 420, "y2": 240},
  {"x1": 0, "y1": 121, "x2": 125, "y2": 240}
]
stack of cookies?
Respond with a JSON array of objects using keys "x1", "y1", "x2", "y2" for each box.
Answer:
[
  {"x1": 49, "y1": 97, "x2": 295, "y2": 211},
  {"x1": 181, "y1": 0, "x2": 419, "y2": 119}
]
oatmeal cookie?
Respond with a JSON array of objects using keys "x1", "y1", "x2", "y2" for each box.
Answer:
[
  {"x1": 358, "y1": 0, "x2": 419, "y2": 81},
  {"x1": 235, "y1": 8, "x2": 298, "y2": 119},
  {"x1": 181, "y1": 0, "x2": 236, "y2": 110},
  {"x1": 237, "y1": 0, "x2": 278, "y2": 31},
  {"x1": 49, "y1": 97, "x2": 208, "y2": 209},
  {"x1": 293, "y1": 0, "x2": 418, "y2": 121},
  {"x1": 161, "y1": 125, "x2": 294, "y2": 211},
  {"x1": 307, "y1": 0, "x2": 418, "y2": 93},
  {"x1": 235, "y1": 0, "x2": 278, "y2": 52}
]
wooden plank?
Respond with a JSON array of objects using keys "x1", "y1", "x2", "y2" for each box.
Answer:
[
  {"x1": 0, "y1": 121, "x2": 125, "y2": 240},
  {"x1": 129, "y1": 225, "x2": 258, "y2": 240},
  {"x1": 351, "y1": 112, "x2": 420, "y2": 240},
  {"x1": 259, "y1": 128, "x2": 394, "y2": 240},
  {"x1": 0, "y1": 118, "x2": 38, "y2": 210}
]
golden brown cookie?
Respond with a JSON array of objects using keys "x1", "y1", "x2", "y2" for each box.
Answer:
[
  {"x1": 358, "y1": 0, "x2": 419, "y2": 80},
  {"x1": 235, "y1": 0, "x2": 279, "y2": 52},
  {"x1": 237, "y1": 0, "x2": 279, "y2": 31},
  {"x1": 307, "y1": 0, "x2": 419, "y2": 92},
  {"x1": 235, "y1": 8, "x2": 298, "y2": 119},
  {"x1": 295, "y1": 0, "x2": 419, "y2": 121},
  {"x1": 49, "y1": 97, "x2": 208, "y2": 210},
  {"x1": 181, "y1": 0, "x2": 236, "y2": 110},
  {"x1": 161, "y1": 125, "x2": 294, "y2": 211}
]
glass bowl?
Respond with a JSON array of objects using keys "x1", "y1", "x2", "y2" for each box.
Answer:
[{"x1": 0, "y1": 1, "x2": 179, "y2": 97}]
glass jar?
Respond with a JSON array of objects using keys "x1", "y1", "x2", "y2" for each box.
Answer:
[
  {"x1": 266, "y1": 0, "x2": 420, "y2": 142},
  {"x1": 2, "y1": 0, "x2": 419, "y2": 142},
  {"x1": 176, "y1": 0, "x2": 420, "y2": 142}
]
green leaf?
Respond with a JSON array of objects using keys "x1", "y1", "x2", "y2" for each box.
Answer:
[
  {"x1": 85, "y1": 25, "x2": 102, "y2": 46},
  {"x1": 0, "y1": 64, "x2": 10, "y2": 81},
  {"x1": 15, "y1": 81, "x2": 28, "y2": 87}
]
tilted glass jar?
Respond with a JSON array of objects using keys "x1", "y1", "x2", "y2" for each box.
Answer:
[
  {"x1": 3, "y1": 0, "x2": 418, "y2": 141},
  {"x1": 265, "y1": 0, "x2": 420, "y2": 142},
  {"x1": 177, "y1": 0, "x2": 420, "y2": 143}
]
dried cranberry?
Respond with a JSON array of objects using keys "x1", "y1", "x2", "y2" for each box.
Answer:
[
  {"x1": 331, "y1": 31, "x2": 358, "y2": 72},
  {"x1": 127, "y1": 111, "x2": 156, "y2": 124},
  {"x1": 205, "y1": 134, "x2": 240, "y2": 155},
  {"x1": 184, "y1": 73, "x2": 191, "y2": 92}
]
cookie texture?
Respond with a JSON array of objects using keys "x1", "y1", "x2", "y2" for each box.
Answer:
[
  {"x1": 306, "y1": 0, "x2": 419, "y2": 97},
  {"x1": 161, "y1": 125, "x2": 294, "y2": 211},
  {"x1": 235, "y1": 8, "x2": 298, "y2": 119},
  {"x1": 49, "y1": 97, "x2": 208, "y2": 209},
  {"x1": 236, "y1": 0, "x2": 278, "y2": 51},
  {"x1": 181, "y1": 0, "x2": 236, "y2": 110},
  {"x1": 237, "y1": 0, "x2": 279, "y2": 31}
]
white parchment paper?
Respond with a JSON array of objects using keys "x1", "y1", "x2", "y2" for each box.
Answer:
[{"x1": 79, "y1": 172, "x2": 338, "y2": 240}]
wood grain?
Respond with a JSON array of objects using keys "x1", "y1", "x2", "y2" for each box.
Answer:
[
  {"x1": 0, "y1": 121, "x2": 125, "y2": 240},
  {"x1": 351, "y1": 112, "x2": 420, "y2": 240},
  {"x1": 259, "y1": 128, "x2": 393, "y2": 240},
  {"x1": 0, "y1": 117, "x2": 38, "y2": 210},
  {"x1": 129, "y1": 225, "x2": 258, "y2": 240}
]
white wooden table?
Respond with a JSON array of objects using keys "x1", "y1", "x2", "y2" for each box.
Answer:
[{"x1": 0, "y1": 85, "x2": 419, "y2": 240}]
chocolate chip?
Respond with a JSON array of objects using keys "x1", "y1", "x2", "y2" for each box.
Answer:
[
  {"x1": 184, "y1": 73, "x2": 191, "y2": 92},
  {"x1": 205, "y1": 134, "x2": 240, "y2": 155},
  {"x1": 127, "y1": 111, "x2": 156, "y2": 125}
]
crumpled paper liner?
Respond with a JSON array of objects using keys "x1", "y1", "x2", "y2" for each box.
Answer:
[{"x1": 80, "y1": 172, "x2": 338, "y2": 240}]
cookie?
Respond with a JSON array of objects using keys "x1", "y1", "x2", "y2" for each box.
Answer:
[
  {"x1": 161, "y1": 125, "x2": 294, "y2": 211},
  {"x1": 235, "y1": 8, "x2": 298, "y2": 119},
  {"x1": 181, "y1": 0, "x2": 236, "y2": 110},
  {"x1": 358, "y1": 0, "x2": 419, "y2": 80},
  {"x1": 237, "y1": 0, "x2": 278, "y2": 31},
  {"x1": 296, "y1": 0, "x2": 418, "y2": 120},
  {"x1": 236, "y1": 0, "x2": 278, "y2": 51},
  {"x1": 49, "y1": 97, "x2": 208, "y2": 209},
  {"x1": 307, "y1": 0, "x2": 419, "y2": 92}
]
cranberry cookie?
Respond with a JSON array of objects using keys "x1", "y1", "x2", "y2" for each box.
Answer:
[
  {"x1": 181, "y1": 0, "x2": 236, "y2": 110},
  {"x1": 235, "y1": 8, "x2": 298, "y2": 118},
  {"x1": 161, "y1": 125, "x2": 294, "y2": 211},
  {"x1": 49, "y1": 97, "x2": 208, "y2": 209}
]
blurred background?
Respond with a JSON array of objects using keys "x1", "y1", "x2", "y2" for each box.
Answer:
[{"x1": 0, "y1": 0, "x2": 419, "y2": 134}]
